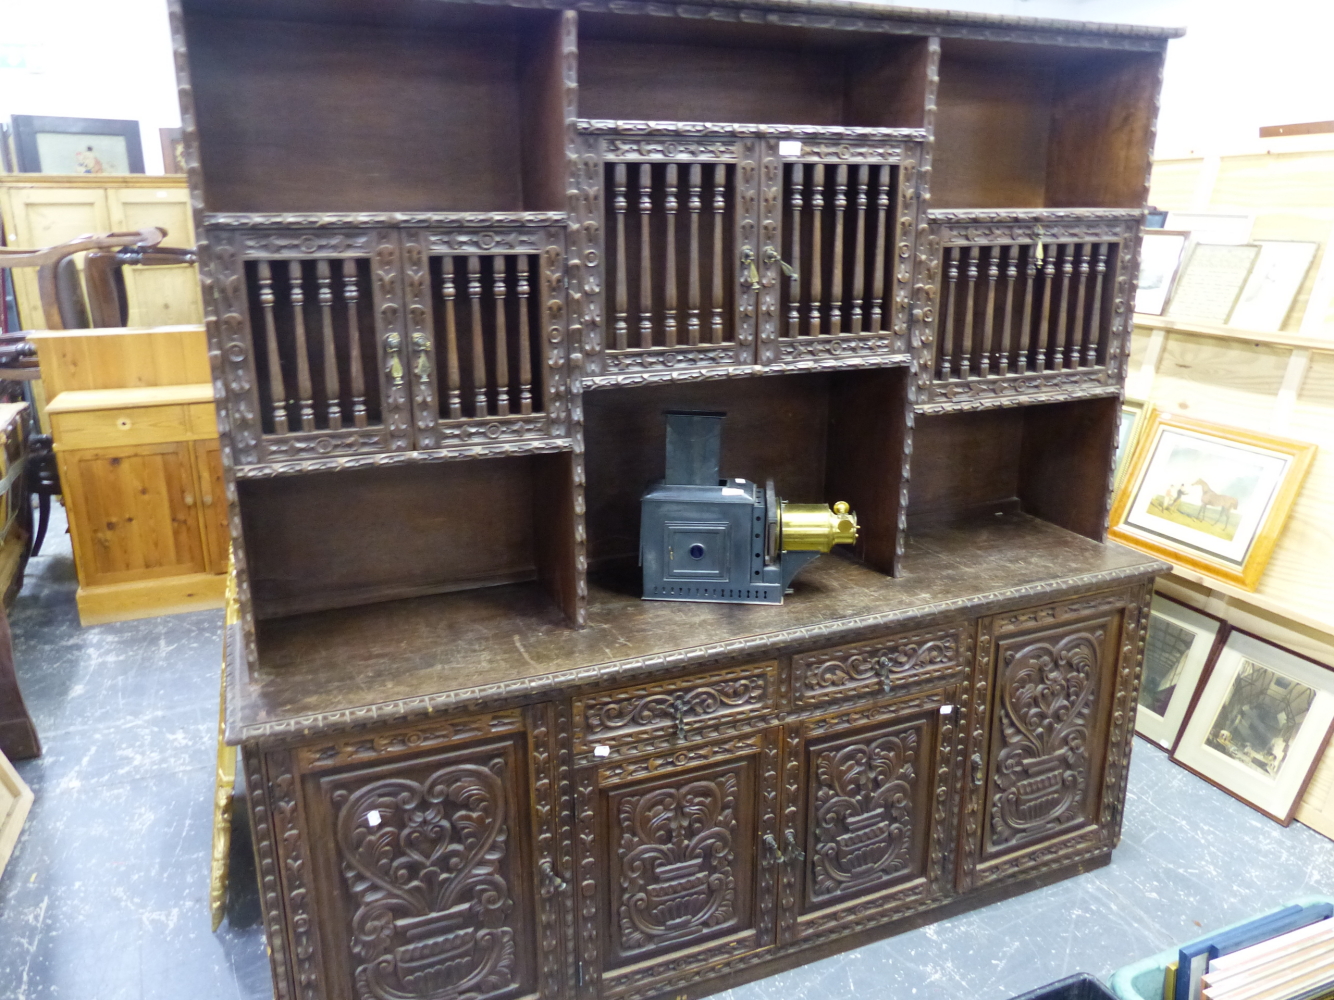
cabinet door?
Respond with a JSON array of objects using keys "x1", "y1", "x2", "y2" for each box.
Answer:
[
  {"x1": 778, "y1": 686, "x2": 961, "y2": 947},
  {"x1": 959, "y1": 594, "x2": 1132, "y2": 892},
  {"x1": 192, "y1": 439, "x2": 229, "y2": 574},
  {"x1": 106, "y1": 185, "x2": 203, "y2": 326},
  {"x1": 5, "y1": 185, "x2": 111, "y2": 328},
  {"x1": 289, "y1": 716, "x2": 566, "y2": 1000},
  {"x1": 59, "y1": 442, "x2": 208, "y2": 587},
  {"x1": 574, "y1": 733, "x2": 779, "y2": 998},
  {"x1": 757, "y1": 136, "x2": 922, "y2": 368}
]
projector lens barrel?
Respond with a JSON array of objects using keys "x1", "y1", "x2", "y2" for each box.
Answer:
[{"x1": 780, "y1": 500, "x2": 859, "y2": 552}]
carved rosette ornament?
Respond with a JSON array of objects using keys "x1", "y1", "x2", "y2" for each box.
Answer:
[
  {"x1": 811, "y1": 730, "x2": 918, "y2": 899},
  {"x1": 990, "y1": 631, "x2": 1101, "y2": 848},
  {"x1": 333, "y1": 761, "x2": 519, "y2": 1000},
  {"x1": 616, "y1": 774, "x2": 739, "y2": 954}
]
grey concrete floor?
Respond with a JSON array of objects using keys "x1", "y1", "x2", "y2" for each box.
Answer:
[{"x1": 1, "y1": 507, "x2": 1332, "y2": 1000}]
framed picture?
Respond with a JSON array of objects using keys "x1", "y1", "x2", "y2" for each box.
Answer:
[
  {"x1": 9, "y1": 114, "x2": 144, "y2": 174},
  {"x1": 159, "y1": 127, "x2": 186, "y2": 174},
  {"x1": 1227, "y1": 240, "x2": 1319, "y2": 333},
  {"x1": 1135, "y1": 594, "x2": 1225, "y2": 750},
  {"x1": 1164, "y1": 211, "x2": 1254, "y2": 246},
  {"x1": 1115, "y1": 400, "x2": 1151, "y2": 487},
  {"x1": 1166, "y1": 243, "x2": 1261, "y2": 324},
  {"x1": 1135, "y1": 230, "x2": 1189, "y2": 315},
  {"x1": 1172, "y1": 629, "x2": 1334, "y2": 824},
  {"x1": 1109, "y1": 412, "x2": 1317, "y2": 590}
]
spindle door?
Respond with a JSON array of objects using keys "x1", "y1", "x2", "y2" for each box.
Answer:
[
  {"x1": 757, "y1": 135, "x2": 923, "y2": 368},
  {"x1": 205, "y1": 220, "x2": 569, "y2": 468}
]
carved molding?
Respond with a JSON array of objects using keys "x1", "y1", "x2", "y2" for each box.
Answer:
[
  {"x1": 994, "y1": 591, "x2": 1129, "y2": 634},
  {"x1": 597, "y1": 734, "x2": 764, "y2": 785},
  {"x1": 270, "y1": 759, "x2": 323, "y2": 1000},
  {"x1": 242, "y1": 748, "x2": 294, "y2": 1000},
  {"x1": 297, "y1": 711, "x2": 523, "y2": 771},
  {"x1": 602, "y1": 137, "x2": 740, "y2": 161},
  {"x1": 428, "y1": 231, "x2": 549, "y2": 254},
  {"x1": 232, "y1": 435, "x2": 571, "y2": 481},
  {"x1": 602, "y1": 346, "x2": 742, "y2": 372},
  {"x1": 238, "y1": 231, "x2": 373, "y2": 257},
  {"x1": 776, "y1": 335, "x2": 902, "y2": 361},
  {"x1": 205, "y1": 211, "x2": 568, "y2": 230},
  {"x1": 579, "y1": 121, "x2": 929, "y2": 140},
  {"x1": 916, "y1": 379, "x2": 1119, "y2": 415},
  {"x1": 793, "y1": 625, "x2": 963, "y2": 707}
]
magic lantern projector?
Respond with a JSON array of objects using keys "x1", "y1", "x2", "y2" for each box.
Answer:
[{"x1": 640, "y1": 410, "x2": 858, "y2": 604}]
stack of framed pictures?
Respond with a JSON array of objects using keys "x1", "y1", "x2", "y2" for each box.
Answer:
[{"x1": 1137, "y1": 594, "x2": 1334, "y2": 827}]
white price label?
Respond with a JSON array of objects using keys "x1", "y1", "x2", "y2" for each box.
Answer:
[{"x1": 778, "y1": 140, "x2": 803, "y2": 157}]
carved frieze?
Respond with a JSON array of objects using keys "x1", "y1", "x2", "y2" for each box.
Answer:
[
  {"x1": 793, "y1": 626, "x2": 963, "y2": 707},
  {"x1": 238, "y1": 231, "x2": 373, "y2": 257}
]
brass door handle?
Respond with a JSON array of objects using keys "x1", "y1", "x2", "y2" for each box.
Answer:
[
  {"x1": 763, "y1": 245, "x2": 798, "y2": 278},
  {"x1": 539, "y1": 858, "x2": 567, "y2": 897},
  {"x1": 740, "y1": 246, "x2": 760, "y2": 291},
  {"x1": 761, "y1": 832, "x2": 784, "y2": 867},
  {"x1": 784, "y1": 828, "x2": 805, "y2": 863},
  {"x1": 971, "y1": 753, "x2": 985, "y2": 787}
]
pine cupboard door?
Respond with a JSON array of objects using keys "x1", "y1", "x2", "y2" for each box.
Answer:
[
  {"x1": 757, "y1": 137, "x2": 922, "y2": 368},
  {"x1": 191, "y1": 439, "x2": 229, "y2": 574},
  {"x1": 58, "y1": 443, "x2": 209, "y2": 587},
  {"x1": 777, "y1": 686, "x2": 961, "y2": 947},
  {"x1": 292, "y1": 712, "x2": 567, "y2": 1000},
  {"x1": 106, "y1": 185, "x2": 203, "y2": 326},
  {"x1": 574, "y1": 732, "x2": 781, "y2": 999},
  {"x1": 958, "y1": 592, "x2": 1138, "y2": 893},
  {"x1": 4, "y1": 185, "x2": 111, "y2": 328}
]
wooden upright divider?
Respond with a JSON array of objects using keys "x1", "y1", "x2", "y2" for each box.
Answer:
[{"x1": 170, "y1": 2, "x2": 1180, "y2": 997}]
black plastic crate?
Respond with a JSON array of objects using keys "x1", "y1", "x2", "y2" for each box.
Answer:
[{"x1": 1011, "y1": 974, "x2": 1119, "y2": 1000}]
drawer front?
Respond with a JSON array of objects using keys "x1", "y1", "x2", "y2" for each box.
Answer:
[
  {"x1": 572, "y1": 660, "x2": 778, "y2": 758},
  {"x1": 187, "y1": 402, "x2": 219, "y2": 438},
  {"x1": 792, "y1": 623, "x2": 966, "y2": 709},
  {"x1": 53, "y1": 404, "x2": 191, "y2": 450}
]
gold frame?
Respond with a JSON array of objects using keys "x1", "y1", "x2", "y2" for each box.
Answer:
[
  {"x1": 1114, "y1": 399, "x2": 1152, "y2": 489},
  {"x1": 1109, "y1": 412, "x2": 1316, "y2": 590}
]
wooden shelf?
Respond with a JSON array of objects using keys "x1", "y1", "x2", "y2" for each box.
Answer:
[
  {"x1": 1133, "y1": 313, "x2": 1334, "y2": 353},
  {"x1": 1164, "y1": 565, "x2": 1334, "y2": 638}
]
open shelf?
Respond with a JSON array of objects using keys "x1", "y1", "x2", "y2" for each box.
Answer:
[
  {"x1": 576, "y1": 15, "x2": 930, "y2": 129},
  {"x1": 237, "y1": 511, "x2": 1160, "y2": 732},
  {"x1": 932, "y1": 39, "x2": 1162, "y2": 209},
  {"x1": 583, "y1": 367, "x2": 909, "y2": 579},
  {"x1": 182, "y1": 0, "x2": 568, "y2": 213},
  {"x1": 239, "y1": 451, "x2": 577, "y2": 620},
  {"x1": 907, "y1": 395, "x2": 1118, "y2": 541}
]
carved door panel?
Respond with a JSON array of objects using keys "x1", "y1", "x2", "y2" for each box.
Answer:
[
  {"x1": 778, "y1": 685, "x2": 961, "y2": 946},
  {"x1": 757, "y1": 135, "x2": 922, "y2": 368},
  {"x1": 576, "y1": 129, "x2": 761, "y2": 380},
  {"x1": 574, "y1": 732, "x2": 780, "y2": 999},
  {"x1": 204, "y1": 226, "x2": 413, "y2": 469},
  {"x1": 959, "y1": 595, "x2": 1132, "y2": 892},
  {"x1": 294, "y1": 718, "x2": 566, "y2": 1000}
]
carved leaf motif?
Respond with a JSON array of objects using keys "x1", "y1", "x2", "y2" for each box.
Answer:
[
  {"x1": 991, "y1": 631, "x2": 1102, "y2": 847},
  {"x1": 812, "y1": 731, "x2": 917, "y2": 899},
  {"x1": 617, "y1": 773, "x2": 739, "y2": 953},
  {"x1": 587, "y1": 679, "x2": 766, "y2": 735},
  {"x1": 334, "y1": 761, "x2": 518, "y2": 1000}
]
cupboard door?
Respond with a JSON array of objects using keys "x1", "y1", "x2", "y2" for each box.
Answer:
[
  {"x1": 106, "y1": 185, "x2": 203, "y2": 326},
  {"x1": 5, "y1": 185, "x2": 112, "y2": 328},
  {"x1": 960, "y1": 595, "x2": 1130, "y2": 892},
  {"x1": 581, "y1": 132, "x2": 760, "y2": 379},
  {"x1": 192, "y1": 439, "x2": 230, "y2": 574},
  {"x1": 297, "y1": 723, "x2": 560, "y2": 1000},
  {"x1": 575, "y1": 733, "x2": 779, "y2": 998},
  {"x1": 59, "y1": 442, "x2": 209, "y2": 587},
  {"x1": 757, "y1": 136, "x2": 922, "y2": 368},
  {"x1": 779, "y1": 687, "x2": 960, "y2": 946}
]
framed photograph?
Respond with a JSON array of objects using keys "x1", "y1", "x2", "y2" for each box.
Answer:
[
  {"x1": 1227, "y1": 240, "x2": 1319, "y2": 333},
  {"x1": 1135, "y1": 230, "x2": 1190, "y2": 316},
  {"x1": 1165, "y1": 211, "x2": 1254, "y2": 246},
  {"x1": 9, "y1": 114, "x2": 144, "y2": 174},
  {"x1": 1172, "y1": 629, "x2": 1334, "y2": 824},
  {"x1": 1109, "y1": 411, "x2": 1317, "y2": 590},
  {"x1": 1135, "y1": 595, "x2": 1225, "y2": 750},
  {"x1": 159, "y1": 127, "x2": 186, "y2": 174},
  {"x1": 1115, "y1": 400, "x2": 1150, "y2": 487},
  {"x1": 1166, "y1": 243, "x2": 1261, "y2": 324}
]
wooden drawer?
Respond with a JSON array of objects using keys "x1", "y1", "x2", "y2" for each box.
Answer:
[
  {"x1": 186, "y1": 402, "x2": 218, "y2": 438},
  {"x1": 52, "y1": 404, "x2": 191, "y2": 450},
  {"x1": 572, "y1": 660, "x2": 778, "y2": 758},
  {"x1": 792, "y1": 623, "x2": 966, "y2": 709}
]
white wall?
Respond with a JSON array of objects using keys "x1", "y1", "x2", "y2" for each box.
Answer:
[{"x1": 0, "y1": 0, "x2": 1329, "y2": 172}]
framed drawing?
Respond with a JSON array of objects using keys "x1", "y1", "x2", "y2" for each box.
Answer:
[
  {"x1": 160, "y1": 127, "x2": 186, "y2": 174},
  {"x1": 9, "y1": 115, "x2": 144, "y2": 174},
  {"x1": 1166, "y1": 243, "x2": 1260, "y2": 324},
  {"x1": 1135, "y1": 231, "x2": 1189, "y2": 315},
  {"x1": 1228, "y1": 240, "x2": 1319, "y2": 332},
  {"x1": 1165, "y1": 211, "x2": 1254, "y2": 246},
  {"x1": 1109, "y1": 412, "x2": 1317, "y2": 590},
  {"x1": 1115, "y1": 400, "x2": 1150, "y2": 487},
  {"x1": 1135, "y1": 595, "x2": 1224, "y2": 750},
  {"x1": 1172, "y1": 629, "x2": 1334, "y2": 824},
  {"x1": 0, "y1": 747, "x2": 32, "y2": 877}
]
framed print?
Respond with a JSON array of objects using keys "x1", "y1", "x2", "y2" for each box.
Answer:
[
  {"x1": 9, "y1": 115, "x2": 144, "y2": 174},
  {"x1": 1165, "y1": 211, "x2": 1254, "y2": 246},
  {"x1": 1227, "y1": 240, "x2": 1319, "y2": 332},
  {"x1": 1109, "y1": 412, "x2": 1317, "y2": 590},
  {"x1": 1115, "y1": 400, "x2": 1150, "y2": 487},
  {"x1": 1135, "y1": 230, "x2": 1189, "y2": 315},
  {"x1": 1172, "y1": 629, "x2": 1334, "y2": 824},
  {"x1": 1166, "y1": 243, "x2": 1261, "y2": 324},
  {"x1": 160, "y1": 127, "x2": 186, "y2": 174},
  {"x1": 1135, "y1": 595, "x2": 1224, "y2": 750}
]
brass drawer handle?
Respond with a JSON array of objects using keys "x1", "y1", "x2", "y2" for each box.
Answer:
[
  {"x1": 761, "y1": 832, "x2": 784, "y2": 867},
  {"x1": 539, "y1": 858, "x2": 566, "y2": 897}
]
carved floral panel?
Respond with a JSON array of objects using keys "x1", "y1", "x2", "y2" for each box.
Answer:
[
  {"x1": 793, "y1": 626, "x2": 963, "y2": 707},
  {"x1": 318, "y1": 738, "x2": 532, "y2": 1000}
]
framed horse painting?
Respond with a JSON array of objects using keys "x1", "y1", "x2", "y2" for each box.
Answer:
[{"x1": 1109, "y1": 412, "x2": 1316, "y2": 590}]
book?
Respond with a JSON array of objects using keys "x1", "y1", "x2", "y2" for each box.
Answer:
[
  {"x1": 1177, "y1": 905, "x2": 1333, "y2": 1000},
  {"x1": 1205, "y1": 922, "x2": 1334, "y2": 992}
]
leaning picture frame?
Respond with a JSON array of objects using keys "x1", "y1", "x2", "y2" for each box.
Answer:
[
  {"x1": 1109, "y1": 412, "x2": 1317, "y2": 590},
  {"x1": 9, "y1": 114, "x2": 145, "y2": 174},
  {"x1": 1115, "y1": 400, "x2": 1151, "y2": 488},
  {"x1": 1172, "y1": 628, "x2": 1334, "y2": 824},
  {"x1": 1135, "y1": 230, "x2": 1190, "y2": 316},
  {"x1": 1135, "y1": 594, "x2": 1225, "y2": 751}
]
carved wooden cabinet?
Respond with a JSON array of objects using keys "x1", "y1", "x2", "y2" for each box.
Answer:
[{"x1": 177, "y1": 0, "x2": 1179, "y2": 997}]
